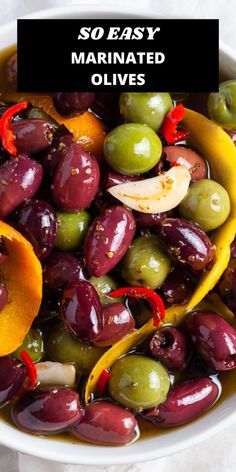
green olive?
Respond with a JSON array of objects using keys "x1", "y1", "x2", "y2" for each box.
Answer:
[
  {"x1": 119, "y1": 93, "x2": 172, "y2": 132},
  {"x1": 56, "y1": 210, "x2": 91, "y2": 251},
  {"x1": 90, "y1": 275, "x2": 122, "y2": 304},
  {"x1": 208, "y1": 80, "x2": 236, "y2": 130},
  {"x1": 104, "y1": 123, "x2": 162, "y2": 175},
  {"x1": 13, "y1": 329, "x2": 44, "y2": 363},
  {"x1": 109, "y1": 354, "x2": 170, "y2": 410},
  {"x1": 27, "y1": 107, "x2": 59, "y2": 127},
  {"x1": 121, "y1": 234, "x2": 171, "y2": 289},
  {"x1": 179, "y1": 179, "x2": 231, "y2": 231},
  {"x1": 46, "y1": 324, "x2": 105, "y2": 373}
]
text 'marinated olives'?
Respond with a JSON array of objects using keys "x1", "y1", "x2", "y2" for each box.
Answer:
[
  {"x1": 84, "y1": 205, "x2": 136, "y2": 277},
  {"x1": 109, "y1": 355, "x2": 170, "y2": 410},
  {"x1": 119, "y1": 92, "x2": 172, "y2": 132},
  {"x1": 104, "y1": 123, "x2": 162, "y2": 175},
  {"x1": 61, "y1": 280, "x2": 102, "y2": 342},
  {"x1": 121, "y1": 234, "x2": 171, "y2": 289}
]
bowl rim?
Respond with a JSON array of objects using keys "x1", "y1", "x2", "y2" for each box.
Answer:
[{"x1": 0, "y1": 3, "x2": 236, "y2": 465}]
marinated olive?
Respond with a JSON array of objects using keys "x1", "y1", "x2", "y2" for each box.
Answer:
[
  {"x1": 0, "y1": 155, "x2": 43, "y2": 218},
  {"x1": 46, "y1": 325, "x2": 105, "y2": 374},
  {"x1": 13, "y1": 329, "x2": 44, "y2": 363},
  {"x1": 42, "y1": 134, "x2": 73, "y2": 178},
  {"x1": 160, "y1": 145, "x2": 208, "y2": 181},
  {"x1": 56, "y1": 210, "x2": 91, "y2": 251},
  {"x1": 134, "y1": 210, "x2": 173, "y2": 231},
  {"x1": 84, "y1": 206, "x2": 136, "y2": 277},
  {"x1": 27, "y1": 107, "x2": 59, "y2": 127},
  {"x1": 0, "y1": 356, "x2": 26, "y2": 407},
  {"x1": 160, "y1": 218, "x2": 215, "y2": 271},
  {"x1": 208, "y1": 80, "x2": 236, "y2": 130},
  {"x1": 185, "y1": 311, "x2": 236, "y2": 370},
  {"x1": 121, "y1": 235, "x2": 171, "y2": 289},
  {"x1": 52, "y1": 143, "x2": 100, "y2": 212},
  {"x1": 104, "y1": 123, "x2": 162, "y2": 175},
  {"x1": 11, "y1": 387, "x2": 83, "y2": 434},
  {"x1": 15, "y1": 199, "x2": 57, "y2": 260},
  {"x1": 61, "y1": 280, "x2": 102, "y2": 342},
  {"x1": 143, "y1": 377, "x2": 220, "y2": 427},
  {"x1": 43, "y1": 252, "x2": 86, "y2": 290},
  {"x1": 149, "y1": 327, "x2": 188, "y2": 372},
  {"x1": 12, "y1": 119, "x2": 55, "y2": 154},
  {"x1": 53, "y1": 93, "x2": 95, "y2": 116},
  {"x1": 109, "y1": 355, "x2": 170, "y2": 410},
  {"x1": 119, "y1": 92, "x2": 172, "y2": 131},
  {"x1": 161, "y1": 268, "x2": 193, "y2": 306},
  {"x1": 72, "y1": 401, "x2": 138, "y2": 446},
  {"x1": 218, "y1": 257, "x2": 236, "y2": 298},
  {"x1": 95, "y1": 302, "x2": 135, "y2": 347},
  {"x1": 106, "y1": 170, "x2": 141, "y2": 189},
  {"x1": 90, "y1": 275, "x2": 121, "y2": 304},
  {"x1": 179, "y1": 179, "x2": 231, "y2": 231}
]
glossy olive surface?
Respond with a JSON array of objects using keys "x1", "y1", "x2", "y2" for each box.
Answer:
[
  {"x1": 109, "y1": 355, "x2": 170, "y2": 410},
  {"x1": 160, "y1": 145, "x2": 208, "y2": 181},
  {"x1": 61, "y1": 280, "x2": 102, "y2": 342},
  {"x1": 160, "y1": 218, "x2": 215, "y2": 270},
  {"x1": 143, "y1": 377, "x2": 220, "y2": 427},
  {"x1": 43, "y1": 252, "x2": 86, "y2": 290},
  {"x1": 208, "y1": 80, "x2": 236, "y2": 130},
  {"x1": 95, "y1": 302, "x2": 135, "y2": 347},
  {"x1": 72, "y1": 401, "x2": 138, "y2": 446},
  {"x1": 185, "y1": 311, "x2": 236, "y2": 370},
  {"x1": 84, "y1": 206, "x2": 136, "y2": 277},
  {"x1": 121, "y1": 234, "x2": 171, "y2": 289},
  {"x1": 149, "y1": 327, "x2": 188, "y2": 372},
  {"x1": 13, "y1": 329, "x2": 44, "y2": 363},
  {"x1": 12, "y1": 119, "x2": 55, "y2": 154},
  {"x1": 11, "y1": 387, "x2": 83, "y2": 434},
  {"x1": 56, "y1": 210, "x2": 91, "y2": 251},
  {"x1": 0, "y1": 356, "x2": 26, "y2": 407}
]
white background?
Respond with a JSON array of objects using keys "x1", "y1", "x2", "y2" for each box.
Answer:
[{"x1": 0, "y1": 0, "x2": 236, "y2": 471}]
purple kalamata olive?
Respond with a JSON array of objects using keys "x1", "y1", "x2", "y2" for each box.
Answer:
[
  {"x1": 84, "y1": 205, "x2": 136, "y2": 277},
  {"x1": 6, "y1": 52, "x2": 17, "y2": 84},
  {"x1": 218, "y1": 258, "x2": 236, "y2": 299},
  {"x1": 91, "y1": 93, "x2": 121, "y2": 126},
  {"x1": 143, "y1": 377, "x2": 220, "y2": 427},
  {"x1": 185, "y1": 311, "x2": 236, "y2": 370},
  {"x1": 106, "y1": 170, "x2": 141, "y2": 189},
  {"x1": 61, "y1": 280, "x2": 102, "y2": 342},
  {"x1": 11, "y1": 387, "x2": 83, "y2": 434},
  {"x1": 149, "y1": 327, "x2": 188, "y2": 372},
  {"x1": 53, "y1": 93, "x2": 95, "y2": 116},
  {"x1": 0, "y1": 356, "x2": 26, "y2": 407},
  {"x1": 15, "y1": 199, "x2": 57, "y2": 260},
  {"x1": 42, "y1": 134, "x2": 73, "y2": 178},
  {"x1": 161, "y1": 268, "x2": 193, "y2": 306},
  {"x1": 52, "y1": 143, "x2": 100, "y2": 212},
  {"x1": 156, "y1": 146, "x2": 208, "y2": 181},
  {"x1": 72, "y1": 401, "x2": 138, "y2": 446},
  {"x1": 0, "y1": 237, "x2": 8, "y2": 265},
  {"x1": 160, "y1": 218, "x2": 215, "y2": 271},
  {"x1": 12, "y1": 119, "x2": 55, "y2": 154},
  {"x1": 134, "y1": 210, "x2": 173, "y2": 231},
  {"x1": 43, "y1": 251, "x2": 87, "y2": 290},
  {"x1": 0, "y1": 155, "x2": 43, "y2": 217},
  {"x1": 95, "y1": 302, "x2": 135, "y2": 347},
  {"x1": 0, "y1": 283, "x2": 8, "y2": 311}
]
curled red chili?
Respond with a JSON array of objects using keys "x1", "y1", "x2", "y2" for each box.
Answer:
[
  {"x1": 161, "y1": 103, "x2": 189, "y2": 144},
  {"x1": 20, "y1": 350, "x2": 37, "y2": 390},
  {"x1": 0, "y1": 101, "x2": 28, "y2": 155},
  {"x1": 96, "y1": 368, "x2": 110, "y2": 394},
  {"x1": 109, "y1": 286, "x2": 165, "y2": 327}
]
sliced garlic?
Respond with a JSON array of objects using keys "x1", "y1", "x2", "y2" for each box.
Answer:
[
  {"x1": 36, "y1": 361, "x2": 76, "y2": 388},
  {"x1": 108, "y1": 165, "x2": 191, "y2": 213}
]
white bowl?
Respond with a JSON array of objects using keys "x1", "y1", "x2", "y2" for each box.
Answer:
[{"x1": 0, "y1": 4, "x2": 236, "y2": 466}]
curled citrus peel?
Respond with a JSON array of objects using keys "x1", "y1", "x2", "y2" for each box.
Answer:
[
  {"x1": 0, "y1": 221, "x2": 42, "y2": 356},
  {"x1": 108, "y1": 166, "x2": 191, "y2": 213}
]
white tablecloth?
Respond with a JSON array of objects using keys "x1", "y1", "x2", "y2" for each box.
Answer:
[{"x1": 0, "y1": 0, "x2": 236, "y2": 470}]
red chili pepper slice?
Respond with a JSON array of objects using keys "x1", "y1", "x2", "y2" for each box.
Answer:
[
  {"x1": 0, "y1": 101, "x2": 28, "y2": 155},
  {"x1": 96, "y1": 368, "x2": 110, "y2": 394},
  {"x1": 20, "y1": 350, "x2": 37, "y2": 390},
  {"x1": 109, "y1": 287, "x2": 165, "y2": 327},
  {"x1": 161, "y1": 103, "x2": 190, "y2": 144}
]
